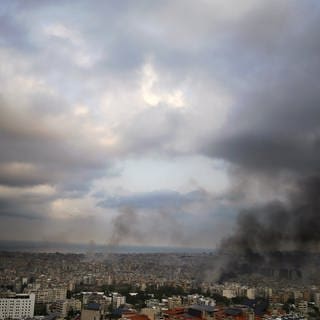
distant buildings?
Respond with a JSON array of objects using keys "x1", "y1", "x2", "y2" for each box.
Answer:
[
  {"x1": 0, "y1": 293, "x2": 35, "y2": 320},
  {"x1": 0, "y1": 252, "x2": 319, "y2": 320},
  {"x1": 162, "y1": 304, "x2": 256, "y2": 320}
]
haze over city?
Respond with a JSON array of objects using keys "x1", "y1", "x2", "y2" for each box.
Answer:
[{"x1": 1, "y1": 0, "x2": 320, "y2": 254}]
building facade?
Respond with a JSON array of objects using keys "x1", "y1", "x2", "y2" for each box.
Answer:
[{"x1": 0, "y1": 293, "x2": 35, "y2": 320}]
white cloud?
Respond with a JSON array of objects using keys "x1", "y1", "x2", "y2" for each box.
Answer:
[
  {"x1": 73, "y1": 104, "x2": 89, "y2": 116},
  {"x1": 43, "y1": 23, "x2": 80, "y2": 43},
  {"x1": 141, "y1": 63, "x2": 186, "y2": 108}
]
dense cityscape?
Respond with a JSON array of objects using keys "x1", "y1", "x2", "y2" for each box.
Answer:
[
  {"x1": 1, "y1": 251, "x2": 320, "y2": 320},
  {"x1": 1, "y1": 1, "x2": 320, "y2": 320}
]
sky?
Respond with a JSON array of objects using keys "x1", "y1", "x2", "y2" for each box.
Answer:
[{"x1": 1, "y1": 0, "x2": 320, "y2": 249}]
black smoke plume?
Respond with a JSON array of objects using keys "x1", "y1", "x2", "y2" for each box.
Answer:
[{"x1": 212, "y1": 176, "x2": 320, "y2": 282}]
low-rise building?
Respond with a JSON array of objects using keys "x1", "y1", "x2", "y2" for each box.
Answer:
[{"x1": 54, "y1": 298, "x2": 82, "y2": 317}]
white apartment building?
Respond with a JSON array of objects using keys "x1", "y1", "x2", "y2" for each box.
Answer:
[
  {"x1": 54, "y1": 298, "x2": 82, "y2": 317},
  {"x1": 314, "y1": 292, "x2": 320, "y2": 307},
  {"x1": 0, "y1": 293, "x2": 35, "y2": 320},
  {"x1": 112, "y1": 293, "x2": 126, "y2": 308},
  {"x1": 246, "y1": 288, "x2": 256, "y2": 300},
  {"x1": 26, "y1": 288, "x2": 67, "y2": 304},
  {"x1": 222, "y1": 289, "x2": 236, "y2": 299},
  {"x1": 297, "y1": 300, "x2": 308, "y2": 315}
]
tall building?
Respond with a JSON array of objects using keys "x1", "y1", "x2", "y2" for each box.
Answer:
[
  {"x1": 314, "y1": 292, "x2": 320, "y2": 307},
  {"x1": 246, "y1": 288, "x2": 256, "y2": 300},
  {"x1": 0, "y1": 293, "x2": 35, "y2": 320}
]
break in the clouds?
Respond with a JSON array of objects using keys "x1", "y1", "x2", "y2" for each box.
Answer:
[{"x1": 0, "y1": 0, "x2": 319, "y2": 248}]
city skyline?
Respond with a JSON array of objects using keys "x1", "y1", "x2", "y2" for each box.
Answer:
[{"x1": 1, "y1": 1, "x2": 320, "y2": 249}]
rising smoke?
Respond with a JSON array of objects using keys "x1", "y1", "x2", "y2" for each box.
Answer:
[
  {"x1": 106, "y1": 206, "x2": 143, "y2": 255},
  {"x1": 210, "y1": 175, "x2": 320, "y2": 282}
]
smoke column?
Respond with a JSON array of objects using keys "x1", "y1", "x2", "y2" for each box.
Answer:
[{"x1": 210, "y1": 176, "x2": 320, "y2": 282}]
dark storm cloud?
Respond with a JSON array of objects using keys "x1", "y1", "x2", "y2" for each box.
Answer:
[
  {"x1": 0, "y1": 163, "x2": 48, "y2": 187},
  {"x1": 0, "y1": 188, "x2": 55, "y2": 221},
  {"x1": 0, "y1": 84, "x2": 113, "y2": 222},
  {"x1": 203, "y1": 1, "x2": 320, "y2": 176},
  {"x1": 0, "y1": 198, "x2": 43, "y2": 220},
  {"x1": 98, "y1": 189, "x2": 206, "y2": 209},
  {"x1": 0, "y1": 97, "x2": 110, "y2": 189},
  {"x1": 211, "y1": 130, "x2": 320, "y2": 174}
]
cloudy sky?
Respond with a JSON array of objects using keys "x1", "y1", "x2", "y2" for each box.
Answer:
[{"x1": 1, "y1": 0, "x2": 320, "y2": 248}]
